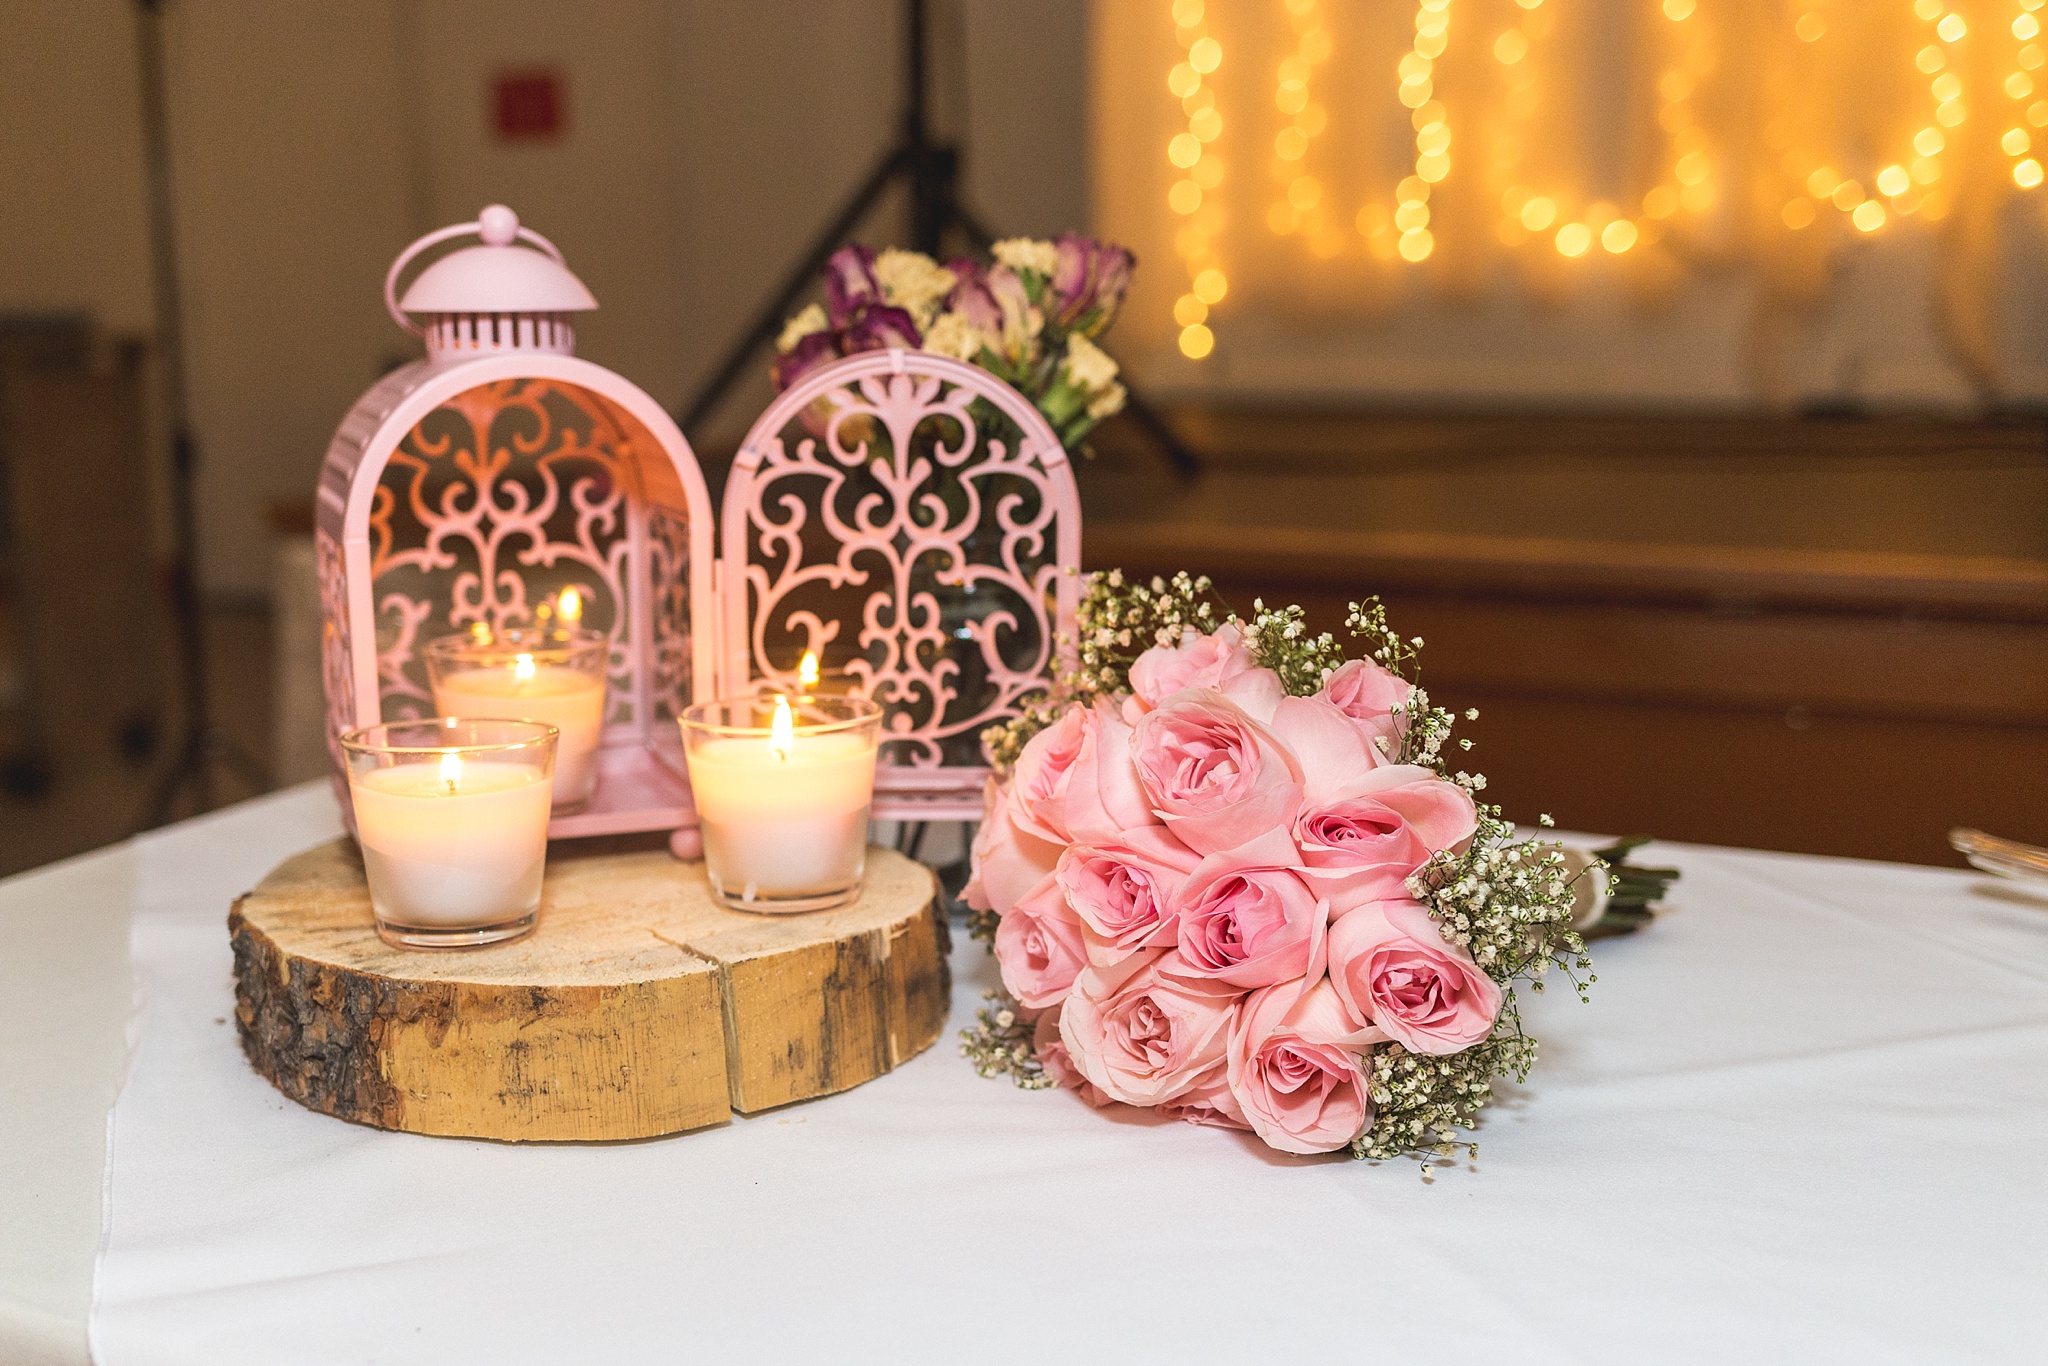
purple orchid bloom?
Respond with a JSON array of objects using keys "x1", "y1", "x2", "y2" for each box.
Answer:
[
  {"x1": 822, "y1": 244, "x2": 884, "y2": 327},
  {"x1": 838, "y1": 302, "x2": 921, "y2": 354},
  {"x1": 1048, "y1": 233, "x2": 1136, "y2": 339},
  {"x1": 942, "y1": 263, "x2": 1038, "y2": 370},
  {"x1": 774, "y1": 245, "x2": 926, "y2": 395},
  {"x1": 770, "y1": 327, "x2": 844, "y2": 392},
  {"x1": 943, "y1": 258, "x2": 1002, "y2": 338}
]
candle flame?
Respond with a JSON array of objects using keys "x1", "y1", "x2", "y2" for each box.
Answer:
[
  {"x1": 770, "y1": 695, "x2": 794, "y2": 763},
  {"x1": 558, "y1": 587, "x2": 582, "y2": 623},
  {"x1": 798, "y1": 651, "x2": 819, "y2": 688},
  {"x1": 515, "y1": 652, "x2": 535, "y2": 682},
  {"x1": 439, "y1": 750, "x2": 463, "y2": 794}
]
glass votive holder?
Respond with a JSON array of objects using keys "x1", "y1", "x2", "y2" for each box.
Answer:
[
  {"x1": 424, "y1": 626, "x2": 608, "y2": 809},
  {"x1": 340, "y1": 718, "x2": 557, "y2": 949},
  {"x1": 679, "y1": 694, "x2": 882, "y2": 914}
]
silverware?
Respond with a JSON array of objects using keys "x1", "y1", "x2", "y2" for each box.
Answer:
[{"x1": 1949, "y1": 828, "x2": 2048, "y2": 884}]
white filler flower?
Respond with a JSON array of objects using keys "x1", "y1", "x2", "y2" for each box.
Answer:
[
  {"x1": 775, "y1": 303, "x2": 828, "y2": 354},
  {"x1": 991, "y1": 237, "x2": 1060, "y2": 277},
  {"x1": 921, "y1": 311, "x2": 987, "y2": 361},
  {"x1": 1061, "y1": 333, "x2": 1121, "y2": 393},
  {"x1": 874, "y1": 249, "x2": 957, "y2": 330}
]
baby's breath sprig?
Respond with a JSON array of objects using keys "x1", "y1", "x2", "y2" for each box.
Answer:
[
  {"x1": 982, "y1": 568, "x2": 1227, "y2": 774},
  {"x1": 1353, "y1": 1033, "x2": 1533, "y2": 1165},
  {"x1": 1393, "y1": 685, "x2": 1457, "y2": 769},
  {"x1": 1238, "y1": 597, "x2": 1346, "y2": 696},
  {"x1": 1350, "y1": 807, "x2": 1596, "y2": 1164},
  {"x1": 1346, "y1": 597, "x2": 1418, "y2": 676},
  {"x1": 964, "y1": 902, "x2": 1000, "y2": 947},
  {"x1": 958, "y1": 991, "x2": 1057, "y2": 1088},
  {"x1": 1406, "y1": 808, "x2": 1588, "y2": 983}
]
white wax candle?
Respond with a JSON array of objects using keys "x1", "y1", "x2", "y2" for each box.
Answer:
[
  {"x1": 434, "y1": 663, "x2": 605, "y2": 804},
  {"x1": 349, "y1": 759, "x2": 552, "y2": 928},
  {"x1": 687, "y1": 731, "x2": 877, "y2": 901}
]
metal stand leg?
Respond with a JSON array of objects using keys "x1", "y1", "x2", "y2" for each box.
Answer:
[{"x1": 676, "y1": 0, "x2": 1201, "y2": 482}]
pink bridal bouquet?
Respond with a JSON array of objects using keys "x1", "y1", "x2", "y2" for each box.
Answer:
[{"x1": 961, "y1": 574, "x2": 1594, "y2": 1164}]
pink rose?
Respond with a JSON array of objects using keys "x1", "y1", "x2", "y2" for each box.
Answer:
[
  {"x1": 1226, "y1": 977, "x2": 1381, "y2": 1155},
  {"x1": 965, "y1": 778, "x2": 1059, "y2": 919},
  {"x1": 1173, "y1": 827, "x2": 1329, "y2": 988},
  {"x1": 1269, "y1": 694, "x2": 1389, "y2": 802},
  {"x1": 1008, "y1": 704, "x2": 1090, "y2": 844},
  {"x1": 1318, "y1": 658, "x2": 1413, "y2": 761},
  {"x1": 1129, "y1": 624, "x2": 1283, "y2": 722},
  {"x1": 1060, "y1": 699, "x2": 1157, "y2": 843},
  {"x1": 962, "y1": 776, "x2": 1002, "y2": 911},
  {"x1": 1327, "y1": 899, "x2": 1503, "y2": 1054},
  {"x1": 1059, "y1": 952, "x2": 1239, "y2": 1106},
  {"x1": 1057, "y1": 826, "x2": 1201, "y2": 966},
  {"x1": 1293, "y1": 765, "x2": 1478, "y2": 912},
  {"x1": 1131, "y1": 693, "x2": 1304, "y2": 856},
  {"x1": 1034, "y1": 1006, "x2": 1117, "y2": 1108},
  {"x1": 993, "y1": 876, "x2": 1089, "y2": 1011},
  {"x1": 1158, "y1": 1063, "x2": 1251, "y2": 1131}
]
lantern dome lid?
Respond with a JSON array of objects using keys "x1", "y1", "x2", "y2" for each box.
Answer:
[{"x1": 385, "y1": 205, "x2": 597, "y2": 331}]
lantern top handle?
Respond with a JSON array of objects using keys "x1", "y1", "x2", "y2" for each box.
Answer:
[{"x1": 384, "y1": 204, "x2": 598, "y2": 337}]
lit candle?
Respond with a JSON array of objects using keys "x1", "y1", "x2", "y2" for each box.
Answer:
[
  {"x1": 680, "y1": 694, "x2": 882, "y2": 913},
  {"x1": 342, "y1": 719, "x2": 557, "y2": 948},
  {"x1": 785, "y1": 648, "x2": 859, "y2": 698},
  {"x1": 426, "y1": 626, "x2": 608, "y2": 807}
]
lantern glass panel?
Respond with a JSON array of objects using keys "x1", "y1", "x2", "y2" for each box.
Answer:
[{"x1": 366, "y1": 377, "x2": 696, "y2": 740}]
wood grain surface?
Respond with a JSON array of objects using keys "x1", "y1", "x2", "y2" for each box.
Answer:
[{"x1": 229, "y1": 839, "x2": 948, "y2": 1141}]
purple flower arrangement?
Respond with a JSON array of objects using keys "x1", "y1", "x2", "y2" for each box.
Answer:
[{"x1": 772, "y1": 234, "x2": 1136, "y2": 448}]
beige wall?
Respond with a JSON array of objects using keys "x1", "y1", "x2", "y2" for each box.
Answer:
[{"x1": 0, "y1": 0, "x2": 1087, "y2": 596}]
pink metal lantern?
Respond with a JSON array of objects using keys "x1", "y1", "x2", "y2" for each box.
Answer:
[
  {"x1": 318, "y1": 205, "x2": 716, "y2": 840},
  {"x1": 721, "y1": 348, "x2": 1082, "y2": 820}
]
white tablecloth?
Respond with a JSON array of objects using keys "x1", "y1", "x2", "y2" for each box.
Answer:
[
  {"x1": 0, "y1": 840, "x2": 133, "y2": 1366},
  {"x1": 26, "y1": 784, "x2": 2048, "y2": 1362}
]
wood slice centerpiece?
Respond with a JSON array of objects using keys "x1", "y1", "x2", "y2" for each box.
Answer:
[{"x1": 229, "y1": 838, "x2": 949, "y2": 1141}]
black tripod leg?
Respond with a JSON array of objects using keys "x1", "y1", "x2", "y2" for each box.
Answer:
[
  {"x1": 942, "y1": 203, "x2": 1201, "y2": 480},
  {"x1": 679, "y1": 145, "x2": 911, "y2": 436},
  {"x1": 949, "y1": 203, "x2": 996, "y2": 253},
  {"x1": 140, "y1": 727, "x2": 208, "y2": 830},
  {"x1": 1115, "y1": 385, "x2": 1201, "y2": 481}
]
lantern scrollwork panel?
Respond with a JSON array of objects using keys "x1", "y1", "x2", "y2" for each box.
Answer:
[{"x1": 721, "y1": 349, "x2": 1082, "y2": 820}]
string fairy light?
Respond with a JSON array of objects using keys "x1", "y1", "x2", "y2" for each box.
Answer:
[
  {"x1": 1355, "y1": 1, "x2": 1456, "y2": 263},
  {"x1": 1355, "y1": 0, "x2": 1455, "y2": 263},
  {"x1": 1642, "y1": 0, "x2": 1715, "y2": 235},
  {"x1": 1787, "y1": 0, "x2": 1964, "y2": 236},
  {"x1": 1267, "y1": 0, "x2": 1340, "y2": 257},
  {"x1": 1495, "y1": 0, "x2": 1699, "y2": 261},
  {"x1": 2014, "y1": 0, "x2": 2048, "y2": 153},
  {"x1": 1491, "y1": 0, "x2": 1557, "y2": 251},
  {"x1": 2006, "y1": 0, "x2": 2048, "y2": 188},
  {"x1": 1155, "y1": 0, "x2": 2048, "y2": 342},
  {"x1": 1166, "y1": 0, "x2": 1227, "y2": 358},
  {"x1": 1397, "y1": 0, "x2": 1453, "y2": 264}
]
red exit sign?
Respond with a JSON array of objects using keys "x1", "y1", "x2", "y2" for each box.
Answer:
[{"x1": 492, "y1": 69, "x2": 565, "y2": 142}]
